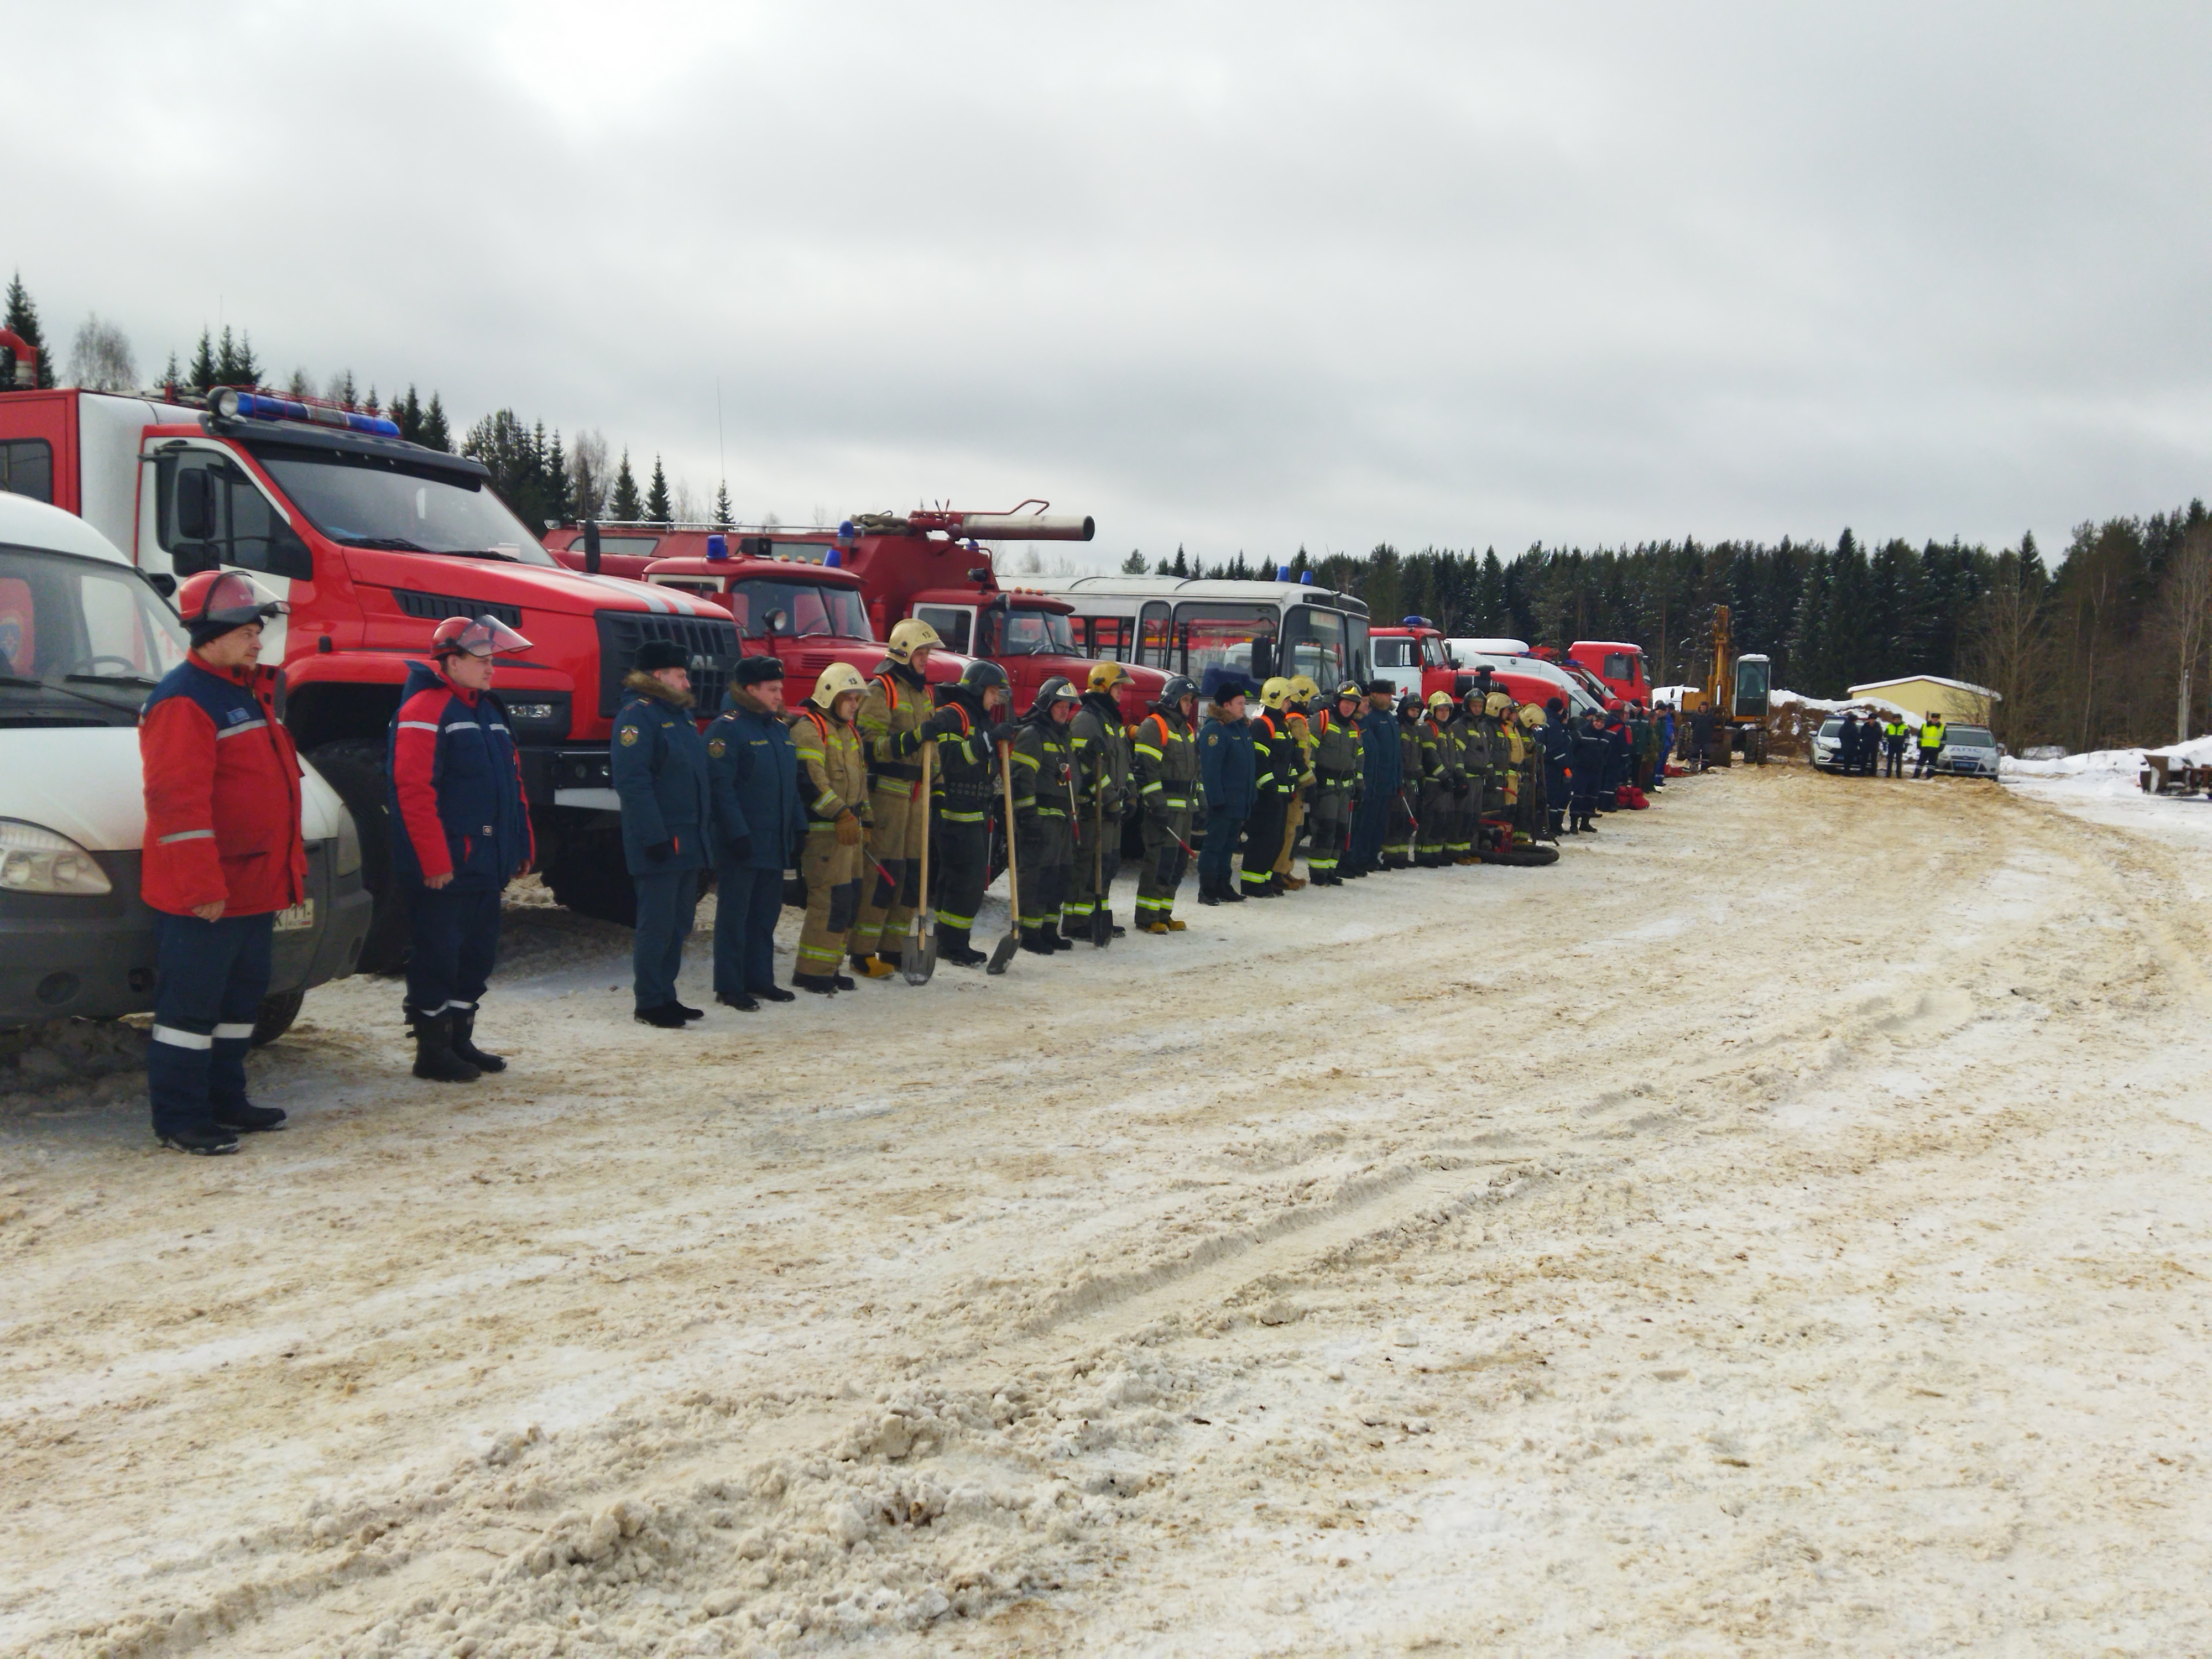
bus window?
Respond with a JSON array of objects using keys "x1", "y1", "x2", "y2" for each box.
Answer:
[
  {"x1": 1282, "y1": 604, "x2": 1352, "y2": 690},
  {"x1": 1087, "y1": 615, "x2": 1131, "y2": 660},
  {"x1": 1174, "y1": 602, "x2": 1276, "y2": 686},
  {"x1": 1139, "y1": 602, "x2": 1172, "y2": 669}
]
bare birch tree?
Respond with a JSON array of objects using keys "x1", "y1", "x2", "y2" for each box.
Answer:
[
  {"x1": 66, "y1": 315, "x2": 137, "y2": 392},
  {"x1": 2157, "y1": 522, "x2": 2212, "y2": 742}
]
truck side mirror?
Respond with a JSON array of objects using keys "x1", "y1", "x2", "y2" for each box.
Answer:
[
  {"x1": 144, "y1": 572, "x2": 178, "y2": 598},
  {"x1": 174, "y1": 468, "x2": 215, "y2": 541},
  {"x1": 1251, "y1": 640, "x2": 1274, "y2": 680}
]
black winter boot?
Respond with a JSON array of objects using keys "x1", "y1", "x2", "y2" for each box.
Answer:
[
  {"x1": 793, "y1": 973, "x2": 839, "y2": 995},
  {"x1": 450, "y1": 1011, "x2": 507, "y2": 1072},
  {"x1": 158, "y1": 1123, "x2": 239, "y2": 1156},
  {"x1": 412, "y1": 1014, "x2": 482, "y2": 1081},
  {"x1": 1042, "y1": 923, "x2": 1073, "y2": 952},
  {"x1": 634, "y1": 1003, "x2": 690, "y2": 1029},
  {"x1": 1198, "y1": 875, "x2": 1222, "y2": 906},
  {"x1": 939, "y1": 927, "x2": 988, "y2": 967},
  {"x1": 1021, "y1": 928, "x2": 1055, "y2": 956},
  {"x1": 211, "y1": 1101, "x2": 286, "y2": 1133}
]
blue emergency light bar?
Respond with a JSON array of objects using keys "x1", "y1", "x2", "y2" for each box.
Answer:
[
  {"x1": 706, "y1": 534, "x2": 728, "y2": 561},
  {"x1": 1402, "y1": 614, "x2": 1431, "y2": 627},
  {"x1": 214, "y1": 388, "x2": 401, "y2": 438}
]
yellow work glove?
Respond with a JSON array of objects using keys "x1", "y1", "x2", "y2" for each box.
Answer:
[{"x1": 834, "y1": 811, "x2": 863, "y2": 847}]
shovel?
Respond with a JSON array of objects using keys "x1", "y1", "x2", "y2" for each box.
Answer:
[
  {"x1": 987, "y1": 739, "x2": 1022, "y2": 975},
  {"x1": 901, "y1": 742, "x2": 937, "y2": 984},
  {"x1": 1089, "y1": 786, "x2": 1112, "y2": 947}
]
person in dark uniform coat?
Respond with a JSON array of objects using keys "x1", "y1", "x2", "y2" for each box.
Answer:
[
  {"x1": 388, "y1": 613, "x2": 535, "y2": 1081},
  {"x1": 1197, "y1": 682, "x2": 1257, "y2": 903},
  {"x1": 704, "y1": 655, "x2": 806, "y2": 1011},
  {"x1": 1350, "y1": 681, "x2": 1401, "y2": 875},
  {"x1": 1569, "y1": 710, "x2": 1613, "y2": 832},
  {"x1": 1538, "y1": 698, "x2": 1574, "y2": 837},
  {"x1": 611, "y1": 639, "x2": 716, "y2": 1028}
]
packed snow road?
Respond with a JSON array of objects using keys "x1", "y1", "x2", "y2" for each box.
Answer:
[{"x1": 6, "y1": 766, "x2": 2212, "y2": 1657}]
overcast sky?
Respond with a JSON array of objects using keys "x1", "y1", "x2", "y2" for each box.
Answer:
[{"x1": 8, "y1": 2, "x2": 2209, "y2": 568}]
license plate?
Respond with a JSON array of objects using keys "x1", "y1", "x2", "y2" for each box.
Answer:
[{"x1": 273, "y1": 900, "x2": 315, "y2": 932}]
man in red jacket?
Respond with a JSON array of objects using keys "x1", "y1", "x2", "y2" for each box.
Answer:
[
  {"x1": 139, "y1": 571, "x2": 306, "y2": 1155},
  {"x1": 387, "y1": 614, "x2": 535, "y2": 1082}
]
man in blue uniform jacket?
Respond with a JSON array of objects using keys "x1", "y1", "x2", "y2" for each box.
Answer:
[
  {"x1": 1350, "y1": 680, "x2": 1401, "y2": 876},
  {"x1": 611, "y1": 640, "x2": 715, "y2": 1028},
  {"x1": 704, "y1": 655, "x2": 806, "y2": 1011},
  {"x1": 1197, "y1": 681, "x2": 1257, "y2": 905}
]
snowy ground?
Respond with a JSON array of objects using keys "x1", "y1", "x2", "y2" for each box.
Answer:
[{"x1": 7, "y1": 765, "x2": 2212, "y2": 1656}]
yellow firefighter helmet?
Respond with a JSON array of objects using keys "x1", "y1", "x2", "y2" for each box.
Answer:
[
  {"x1": 884, "y1": 617, "x2": 943, "y2": 664},
  {"x1": 1259, "y1": 676, "x2": 1294, "y2": 710},
  {"x1": 810, "y1": 661, "x2": 869, "y2": 709}
]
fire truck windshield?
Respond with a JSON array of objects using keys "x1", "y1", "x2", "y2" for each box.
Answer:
[
  {"x1": 725, "y1": 578, "x2": 872, "y2": 640},
  {"x1": 252, "y1": 447, "x2": 559, "y2": 566},
  {"x1": 980, "y1": 606, "x2": 1075, "y2": 656}
]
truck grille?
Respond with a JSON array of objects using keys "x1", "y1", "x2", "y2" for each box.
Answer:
[
  {"x1": 594, "y1": 611, "x2": 743, "y2": 716},
  {"x1": 393, "y1": 589, "x2": 524, "y2": 628}
]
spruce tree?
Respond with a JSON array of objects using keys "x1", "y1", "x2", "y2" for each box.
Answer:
[
  {"x1": 162, "y1": 352, "x2": 184, "y2": 400},
  {"x1": 645, "y1": 455, "x2": 672, "y2": 523},
  {"x1": 363, "y1": 385, "x2": 381, "y2": 418},
  {"x1": 394, "y1": 385, "x2": 423, "y2": 442},
  {"x1": 1154, "y1": 557, "x2": 1172, "y2": 576},
  {"x1": 420, "y1": 393, "x2": 451, "y2": 452},
  {"x1": 1120, "y1": 549, "x2": 1148, "y2": 574},
  {"x1": 1171, "y1": 544, "x2": 1188, "y2": 577},
  {"x1": 285, "y1": 367, "x2": 311, "y2": 399},
  {"x1": 189, "y1": 330, "x2": 217, "y2": 394},
  {"x1": 609, "y1": 450, "x2": 643, "y2": 520},
  {"x1": 713, "y1": 482, "x2": 734, "y2": 529},
  {"x1": 546, "y1": 431, "x2": 570, "y2": 520},
  {"x1": 2, "y1": 273, "x2": 55, "y2": 388}
]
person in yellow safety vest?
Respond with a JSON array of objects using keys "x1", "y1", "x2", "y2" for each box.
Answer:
[
  {"x1": 1915, "y1": 711, "x2": 1945, "y2": 778},
  {"x1": 1882, "y1": 714, "x2": 1909, "y2": 778},
  {"x1": 1011, "y1": 676, "x2": 1081, "y2": 952},
  {"x1": 790, "y1": 662, "x2": 873, "y2": 994},
  {"x1": 849, "y1": 617, "x2": 963, "y2": 979},
  {"x1": 1065, "y1": 660, "x2": 1134, "y2": 938},
  {"x1": 1272, "y1": 672, "x2": 1322, "y2": 888}
]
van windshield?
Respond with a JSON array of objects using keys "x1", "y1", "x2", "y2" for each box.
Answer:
[
  {"x1": 0, "y1": 543, "x2": 189, "y2": 723},
  {"x1": 251, "y1": 446, "x2": 559, "y2": 566}
]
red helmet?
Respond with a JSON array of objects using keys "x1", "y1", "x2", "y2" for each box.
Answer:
[
  {"x1": 176, "y1": 570, "x2": 287, "y2": 631},
  {"x1": 430, "y1": 614, "x2": 532, "y2": 658}
]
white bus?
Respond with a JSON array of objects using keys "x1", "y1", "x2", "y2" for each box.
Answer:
[{"x1": 1020, "y1": 574, "x2": 1371, "y2": 695}]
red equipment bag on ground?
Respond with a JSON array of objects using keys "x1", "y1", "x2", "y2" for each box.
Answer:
[{"x1": 1618, "y1": 785, "x2": 1650, "y2": 810}]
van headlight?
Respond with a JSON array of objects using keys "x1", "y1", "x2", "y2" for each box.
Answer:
[
  {"x1": 333, "y1": 809, "x2": 363, "y2": 877},
  {"x1": 0, "y1": 819, "x2": 113, "y2": 895}
]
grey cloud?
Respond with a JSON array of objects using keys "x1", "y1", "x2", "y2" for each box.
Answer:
[{"x1": 6, "y1": 1, "x2": 2208, "y2": 564}]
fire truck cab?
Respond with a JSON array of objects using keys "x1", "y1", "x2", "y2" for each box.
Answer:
[
  {"x1": 1568, "y1": 640, "x2": 1651, "y2": 707},
  {"x1": 1367, "y1": 619, "x2": 1459, "y2": 702},
  {"x1": 0, "y1": 380, "x2": 740, "y2": 959}
]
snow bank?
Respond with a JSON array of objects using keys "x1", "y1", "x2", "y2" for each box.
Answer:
[
  {"x1": 1772, "y1": 689, "x2": 1921, "y2": 727},
  {"x1": 2001, "y1": 732, "x2": 2212, "y2": 781}
]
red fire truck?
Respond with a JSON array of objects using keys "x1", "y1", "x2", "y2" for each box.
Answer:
[
  {"x1": 545, "y1": 507, "x2": 1167, "y2": 722},
  {"x1": 1567, "y1": 639, "x2": 1652, "y2": 707},
  {"x1": 1369, "y1": 619, "x2": 1590, "y2": 714},
  {"x1": 0, "y1": 379, "x2": 742, "y2": 962}
]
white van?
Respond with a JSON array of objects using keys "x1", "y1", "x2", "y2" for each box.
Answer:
[{"x1": 0, "y1": 491, "x2": 369, "y2": 1037}]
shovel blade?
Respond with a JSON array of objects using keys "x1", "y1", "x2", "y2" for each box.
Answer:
[
  {"x1": 901, "y1": 915, "x2": 937, "y2": 984},
  {"x1": 986, "y1": 930, "x2": 1019, "y2": 975},
  {"x1": 1091, "y1": 907, "x2": 1111, "y2": 947}
]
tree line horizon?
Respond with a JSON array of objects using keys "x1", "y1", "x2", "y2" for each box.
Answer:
[{"x1": 7, "y1": 271, "x2": 2206, "y2": 754}]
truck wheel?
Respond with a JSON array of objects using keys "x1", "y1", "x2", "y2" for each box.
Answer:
[
  {"x1": 544, "y1": 833, "x2": 639, "y2": 928},
  {"x1": 305, "y1": 738, "x2": 412, "y2": 974},
  {"x1": 252, "y1": 989, "x2": 305, "y2": 1047}
]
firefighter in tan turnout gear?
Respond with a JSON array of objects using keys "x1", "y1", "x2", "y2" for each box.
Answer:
[
  {"x1": 1066, "y1": 661, "x2": 1133, "y2": 940},
  {"x1": 791, "y1": 662, "x2": 872, "y2": 994},
  {"x1": 1272, "y1": 674, "x2": 1321, "y2": 889},
  {"x1": 848, "y1": 618, "x2": 962, "y2": 979}
]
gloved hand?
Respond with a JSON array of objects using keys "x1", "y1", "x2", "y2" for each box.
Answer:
[
  {"x1": 923, "y1": 708, "x2": 964, "y2": 742},
  {"x1": 644, "y1": 840, "x2": 673, "y2": 863},
  {"x1": 990, "y1": 721, "x2": 1019, "y2": 747},
  {"x1": 834, "y1": 811, "x2": 863, "y2": 847},
  {"x1": 725, "y1": 834, "x2": 753, "y2": 862}
]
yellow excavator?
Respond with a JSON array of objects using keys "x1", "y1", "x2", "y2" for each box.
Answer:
[{"x1": 1676, "y1": 604, "x2": 1771, "y2": 765}]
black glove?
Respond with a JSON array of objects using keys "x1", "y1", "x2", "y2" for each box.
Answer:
[
  {"x1": 724, "y1": 834, "x2": 753, "y2": 862},
  {"x1": 644, "y1": 840, "x2": 673, "y2": 863},
  {"x1": 922, "y1": 708, "x2": 964, "y2": 742},
  {"x1": 990, "y1": 721, "x2": 1020, "y2": 747}
]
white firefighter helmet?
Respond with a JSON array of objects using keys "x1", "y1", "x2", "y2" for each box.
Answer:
[{"x1": 811, "y1": 661, "x2": 869, "y2": 709}]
